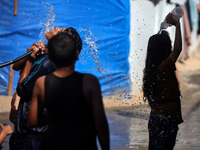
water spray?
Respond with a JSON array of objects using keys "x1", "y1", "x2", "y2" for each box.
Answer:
[{"x1": 0, "y1": 2, "x2": 55, "y2": 68}]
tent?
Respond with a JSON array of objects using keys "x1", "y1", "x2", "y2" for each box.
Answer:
[
  {"x1": 0, "y1": 0, "x2": 199, "y2": 98},
  {"x1": 0, "y1": 0, "x2": 131, "y2": 97}
]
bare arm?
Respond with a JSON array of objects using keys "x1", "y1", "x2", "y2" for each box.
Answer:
[
  {"x1": 17, "y1": 42, "x2": 46, "y2": 84},
  {"x1": 13, "y1": 42, "x2": 46, "y2": 71},
  {"x1": 0, "y1": 124, "x2": 13, "y2": 144},
  {"x1": 12, "y1": 57, "x2": 28, "y2": 71},
  {"x1": 9, "y1": 92, "x2": 20, "y2": 124},
  {"x1": 10, "y1": 57, "x2": 35, "y2": 123},
  {"x1": 28, "y1": 76, "x2": 45, "y2": 127},
  {"x1": 17, "y1": 56, "x2": 34, "y2": 84},
  {"x1": 166, "y1": 13, "x2": 182, "y2": 62},
  {"x1": 10, "y1": 43, "x2": 42, "y2": 122},
  {"x1": 83, "y1": 74, "x2": 110, "y2": 150}
]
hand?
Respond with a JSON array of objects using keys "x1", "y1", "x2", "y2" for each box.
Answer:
[
  {"x1": 27, "y1": 42, "x2": 46, "y2": 58},
  {"x1": 165, "y1": 13, "x2": 179, "y2": 26},
  {"x1": 0, "y1": 123, "x2": 13, "y2": 135}
]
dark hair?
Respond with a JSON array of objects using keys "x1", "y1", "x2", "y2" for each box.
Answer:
[
  {"x1": 143, "y1": 32, "x2": 173, "y2": 102},
  {"x1": 63, "y1": 27, "x2": 82, "y2": 52},
  {"x1": 47, "y1": 32, "x2": 77, "y2": 68}
]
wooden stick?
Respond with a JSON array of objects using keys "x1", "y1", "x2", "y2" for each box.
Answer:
[
  {"x1": 8, "y1": 65, "x2": 14, "y2": 96},
  {"x1": 14, "y1": 0, "x2": 17, "y2": 16}
]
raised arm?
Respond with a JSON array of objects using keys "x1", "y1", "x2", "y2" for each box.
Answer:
[
  {"x1": 28, "y1": 76, "x2": 45, "y2": 127},
  {"x1": 83, "y1": 74, "x2": 110, "y2": 150},
  {"x1": 166, "y1": 13, "x2": 182, "y2": 62},
  {"x1": 13, "y1": 42, "x2": 46, "y2": 71},
  {"x1": 11, "y1": 44, "x2": 40, "y2": 122},
  {"x1": 17, "y1": 42, "x2": 46, "y2": 84},
  {"x1": 12, "y1": 57, "x2": 28, "y2": 71}
]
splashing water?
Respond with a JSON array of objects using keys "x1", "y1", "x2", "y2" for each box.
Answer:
[
  {"x1": 78, "y1": 29, "x2": 113, "y2": 82},
  {"x1": 80, "y1": 28, "x2": 104, "y2": 73},
  {"x1": 39, "y1": 2, "x2": 56, "y2": 43},
  {"x1": 79, "y1": 28, "x2": 132, "y2": 99},
  {"x1": 79, "y1": 29, "x2": 113, "y2": 81}
]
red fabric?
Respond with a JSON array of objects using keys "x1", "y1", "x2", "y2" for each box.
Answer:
[
  {"x1": 197, "y1": 4, "x2": 200, "y2": 34},
  {"x1": 182, "y1": 4, "x2": 192, "y2": 60}
]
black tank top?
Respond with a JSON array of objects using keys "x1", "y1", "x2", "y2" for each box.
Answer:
[{"x1": 44, "y1": 72, "x2": 97, "y2": 150}]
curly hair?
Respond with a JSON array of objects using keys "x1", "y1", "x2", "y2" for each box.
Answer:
[
  {"x1": 47, "y1": 27, "x2": 83, "y2": 68},
  {"x1": 63, "y1": 27, "x2": 82, "y2": 52},
  {"x1": 143, "y1": 31, "x2": 172, "y2": 103},
  {"x1": 47, "y1": 32, "x2": 77, "y2": 68}
]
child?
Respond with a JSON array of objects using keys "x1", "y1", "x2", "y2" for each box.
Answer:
[
  {"x1": 28, "y1": 29, "x2": 110, "y2": 150},
  {"x1": 143, "y1": 13, "x2": 183, "y2": 150}
]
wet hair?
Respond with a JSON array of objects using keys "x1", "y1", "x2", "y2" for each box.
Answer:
[
  {"x1": 63, "y1": 27, "x2": 82, "y2": 52},
  {"x1": 47, "y1": 32, "x2": 78, "y2": 68},
  {"x1": 143, "y1": 31, "x2": 173, "y2": 102}
]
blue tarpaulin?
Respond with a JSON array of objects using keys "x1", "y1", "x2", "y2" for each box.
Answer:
[{"x1": 0, "y1": 0, "x2": 131, "y2": 96}]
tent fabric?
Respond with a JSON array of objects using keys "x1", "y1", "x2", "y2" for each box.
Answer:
[
  {"x1": 0, "y1": 0, "x2": 131, "y2": 96},
  {"x1": 189, "y1": 0, "x2": 199, "y2": 30}
]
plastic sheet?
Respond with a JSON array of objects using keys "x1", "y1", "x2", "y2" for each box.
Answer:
[{"x1": 0, "y1": 0, "x2": 131, "y2": 96}]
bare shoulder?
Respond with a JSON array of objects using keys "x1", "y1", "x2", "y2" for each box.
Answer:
[
  {"x1": 35, "y1": 75, "x2": 46, "y2": 88},
  {"x1": 83, "y1": 74, "x2": 102, "y2": 103},
  {"x1": 33, "y1": 75, "x2": 46, "y2": 103},
  {"x1": 84, "y1": 74, "x2": 99, "y2": 82},
  {"x1": 83, "y1": 73, "x2": 100, "y2": 87},
  {"x1": 83, "y1": 74, "x2": 100, "y2": 94}
]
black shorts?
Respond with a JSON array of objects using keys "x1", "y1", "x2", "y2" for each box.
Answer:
[{"x1": 148, "y1": 114, "x2": 179, "y2": 150}]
